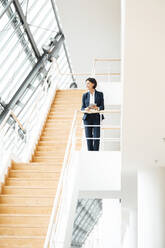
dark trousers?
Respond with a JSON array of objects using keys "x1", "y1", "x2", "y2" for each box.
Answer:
[{"x1": 83, "y1": 114, "x2": 100, "y2": 151}]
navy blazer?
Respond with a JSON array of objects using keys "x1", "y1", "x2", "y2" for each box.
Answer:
[{"x1": 81, "y1": 90, "x2": 105, "y2": 121}]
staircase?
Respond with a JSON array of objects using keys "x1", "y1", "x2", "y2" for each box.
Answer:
[{"x1": 0, "y1": 89, "x2": 85, "y2": 247}]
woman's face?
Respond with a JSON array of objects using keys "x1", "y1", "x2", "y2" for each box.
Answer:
[{"x1": 86, "y1": 80, "x2": 94, "y2": 91}]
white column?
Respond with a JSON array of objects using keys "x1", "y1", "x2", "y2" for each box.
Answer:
[
  {"x1": 121, "y1": 170, "x2": 137, "y2": 248},
  {"x1": 122, "y1": 0, "x2": 165, "y2": 169},
  {"x1": 138, "y1": 168, "x2": 165, "y2": 248}
]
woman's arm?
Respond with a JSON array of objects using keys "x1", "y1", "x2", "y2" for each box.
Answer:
[
  {"x1": 92, "y1": 92, "x2": 104, "y2": 111},
  {"x1": 81, "y1": 93, "x2": 86, "y2": 111},
  {"x1": 99, "y1": 92, "x2": 104, "y2": 110}
]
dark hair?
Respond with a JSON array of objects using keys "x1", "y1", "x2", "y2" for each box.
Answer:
[{"x1": 86, "y1": 77, "x2": 97, "y2": 89}]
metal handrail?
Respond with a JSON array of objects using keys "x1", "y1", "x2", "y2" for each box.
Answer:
[
  {"x1": 79, "y1": 110, "x2": 120, "y2": 141},
  {"x1": 80, "y1": 109, "x2": 121, "y2": 141},
  {"x1": 10, "y1": 111, "x2": 25, "y2": 132},
  {"x1": 0, "y1": 109, "x2": 25, "y2": 132},
  {"x1": 75, "y1": 137, "x2": 120, "y2": 141},
  {"x1": 94, "y1": 58, "x2": 121, "y2": 61},
  {"x1": 81, "y1": 109, "x2": 120, "y2": 114},
  {"x1": 53, "y1": 57, "x2": 121, "y2": 77}
]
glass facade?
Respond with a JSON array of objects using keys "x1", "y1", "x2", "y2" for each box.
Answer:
[
  {"x1": 71, "y1": 199, "x2": 103, "y2": 248},
  {"x1": 0, "y1": 0, "x2": 75, "y2": 154},
  {"x1": 0, "y1": 0, "x2": 74, "y2": 111}
]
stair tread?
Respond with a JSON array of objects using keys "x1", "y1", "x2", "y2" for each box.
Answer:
[
  {"x1": 32, "y1": 157, "x2": 63, "y2": 159},
  {"x1": 32, "y1": 153, "x2": 65, "y2": 155},
  {"x1": 3, "y1": 186, "x2": 57, "y2": 189},
  {"x1": 38, "y1": 140, "x2": 68, "y2": 142},
  {"x1": 7, "y1": 178, "x2": 59, "y2": 181},
  {"x1": 12, "y1": 162, "x2": 60, "y2": 165},
  {"x1": 0, "y1": 194, "x2": 55, "y2": 197},
  {"x1": 12, "y1": 163, "x2": 61, "y2": 166},
  {"x1": 0, "y1": 214, "x2": 50, "y2": 216},
  {"x1": 10, "y1": 170, "x2": 61, "y2": 173},
  {"x1": 0, "y1": 224, "x2": 48, "y2": 227},
  {"x1": 0, "y1": 204, "x2": 52, "y2": 206},
  {"x1": 0, "y1": 235, "x2": 45, "y2": 238}
]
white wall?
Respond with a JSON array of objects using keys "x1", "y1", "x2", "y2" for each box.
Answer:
[
  {"x1": 97, "y1": 82, "x2": 122, "y2": 105},
  {"x1": 78, "y1": 151, "x2": 121, "y2": 198},
  {"x1": 122, "y1": 0, "x2": 165, "y2": 169},
  {"x1": 121, "y1": 1, "x2": 165, "y2": 245},
  {"x1": 62, "y1": 151, "x2": 121, "y2": 247},
  {"x1": 56, "y1": 0, "x2": 121, "y2": 86}
]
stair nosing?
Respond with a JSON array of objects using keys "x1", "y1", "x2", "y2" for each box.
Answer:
[
  {"x1": 7, "y1": 178, "x2": 60, "y2": 181},
  {"x1": 0, "y1": 235, "x2": 46, "y2": 239},
  {"x1": 0, "y1": 194, "x2": 55, "y2": 198},
  {"x1": 3, "y1": 186, "x2": 57, "y2": 189},
  {"x1": 10, "y1": 170, "x2": 61, "y2": 173},
  {"x1": 0, "y1": 213, "x2": 50, "y2": 216},
  {"x1": 0, "y1": 204, "x2": 52, "y2": 206}
]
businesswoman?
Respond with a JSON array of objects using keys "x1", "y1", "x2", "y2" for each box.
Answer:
[{"x1": 81, "y1": 78, "x2": 104, "y2": 151}]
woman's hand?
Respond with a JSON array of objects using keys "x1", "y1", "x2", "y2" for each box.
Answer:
[
  {"x1": 92, "y1": 105, "x2": 99, "y2": 110},
  {"x1": 84, "y1": 106, "x2": 99, "y2": 111}
]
